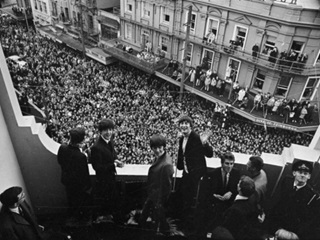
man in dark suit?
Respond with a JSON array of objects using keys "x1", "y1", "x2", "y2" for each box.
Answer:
[
  {"x1": 206, "y1": 152, "x2": 240, "y2": 230},
  {"x1": 57, "y1": 127, "x2": 92, "y2": 226},
  {"x1": 176, "y1": 115, "x2": 213, "y2": 234},
  {"x1": 269, "y1": 160, "x2": 320, "y2": 240},
  {"x1": 90, "y1": 119, "x2": 124, "y2": 223},
  {"x1": 221, "y1": 176, "x2": 260, "y2": 240},
  {"x1": 0, "y1": 186, "x2": 45, "y2": 240}
]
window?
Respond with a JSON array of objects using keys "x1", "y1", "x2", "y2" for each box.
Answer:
[
  {"x1": 101, "y1": 24, "x2": 117, "y2": 40},
  {"x1": 202, "y1": 49, "x2": 215, "y2": 70},
  {"x1": 88, "y1": 15, "x2": 93, "y2": 30},
  {"x1": 301, "y1": 77, "x2": 320, "y2": 101},
  {"x1": 185, "y1": 11, "x2": 196, "y2": 33},
  {"x1": 262, "y1": 36, "x2": 276, "y2": 55},
  {"x1": 314, "y1": 50, "x2": 320, "y2": 66},
  {"x1": 205, "y1": 18, "x2": 219, "y2": 40},
  {"x1": 233, "y1": 25, "x2": 247, "y2": 49},
  {"x1": 290, "y1": 41, "x2": 304, "y2": 55},
  {"x1": 52, "y1": 2, "x2": 58, "y2": 16},
  {"x1": 183, "y1": 42, "x2": 193, "y2": 65},
  {"x1": 42, "y1": 2, "x2": 47, "y2": 13},
  {"x1": 142, "y1": 29, "x2": 150, "y2": 48},
  {"x1": 275, "y1": 76, "x2": 292, "y2": 98},
  {"x1": 142, "y1": 2, "x2": 151, "y2": 18},
  {"x1": 34, "y1": 0, "x2": 37, "y2": 9},
  {"x1": 39, "y1": 1, "x2": 42, "y2": 11},
  {"x1": 161, "y1": 7, "x2": 170, "y2": 24},
  {"x1": 65, "y1": 7, "x2": 69, "y2": 20},
  {"x1": 125, "y1": 23, "x2": 132, "y2": 40},
  {"x1": 226, "y1": 58, "x2": 241, "y2": 82},
  {"x1": 252, "y1": 70, "x2": 266, "y2": 90},
  {"x1": 160, "y1": 36, "x2": 169, "y2": 52},
  {"x1": 126, "y1": 0, "x2": 133, "y2": 12}
]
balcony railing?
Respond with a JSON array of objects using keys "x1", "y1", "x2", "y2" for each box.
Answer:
[
  {"x1": 103, "y1": 42, "x2": 167, "y2": 74},
  {"x1": 187, "y1": 35, "x2": 318, "y2": 76}
]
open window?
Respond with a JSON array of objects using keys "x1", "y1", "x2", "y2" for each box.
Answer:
[
  {"x1": 232, "y1": 25, "x2": 247, "y2": 50},
  {"x1": 252, "y1": 70, "x2": 266, "y2": 91},
  {"x1": 262, "y1": 35, "x2": 276, "y2": 55},
  {"x1": 300, "y1": 77, "x2": 320, "y2": 101},
  {"x1": 290, "y1": 40, "x2": 304, "y2": 55},
  {"x1": 275, "y1": 76, "x2": 292, "y2": 98},
  {"x1": 204, "y1": 18, "x2": 219, "y2": 43},
  {"x1": 226, "y1": 58, "x2": 241, "y2": 82},
  {"x1": 202, "y1": 49, "x2": 215, "y2": 70}
]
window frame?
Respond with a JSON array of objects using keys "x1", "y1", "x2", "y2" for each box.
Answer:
[
  {"x1": 252, "y1": 69, "x2": 266, "y2": 91},
  {"x1": 142, "y1": 2, "x2": 151, "y2": 18},
  {"x1": 202, "y1": 48, "x2": 215, "y2": 70},
  {"x1": 160, "y1": 35, "x2": 169, "y2": 53},
  {"x1": 125, "y1": 0, "x2": 133, "y2": 13},
  {"x1": 275, "y1": 76, "x2": 292, "y2": 98},
  {"x1": 290, "y1": 40, "x2": 305, "y2": 55},
  {"x1": 232, "y1": 25, "x2": 248, "y2": 50},
  {"x1": 185, "y1": 11, "x2": 197, "y2": 34},
  {"x1": 205, "y1": 17, "x2": 219, "y2": 40},
  {"x1": 43, "y1": 2, "x2": 47, "y2": 13},
  {"x1": 182, "y1": 42, "x2": 193, "y2": 65},
  {"x1": 226, "y1": 57, "x2": 241, "y2": 82},
  {"x1": 160, "y1": 6, "x2": 170, "y2": 25},
  {"x1": 125, "y1": 23, "x2": 132, "y2": 40},
  {"x1": 314, "y1": 50, "x2": 320, "y2": 66},
  {"x1": 262, "y1": 36, "x2": 276, "y2": 55},
  {"x1": 300, "y1": 76, "x2": 320, "y2": 101}
]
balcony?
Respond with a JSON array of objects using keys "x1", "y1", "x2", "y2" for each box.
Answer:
[
  {"x1": 184, "y1": 34, "x2": 318, "y2": 76},
  {"x1": 102, "y1": 40, "x2": 168, "y2": 74}
]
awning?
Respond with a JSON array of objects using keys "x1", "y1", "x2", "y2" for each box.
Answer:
[{"x1": 96, "y1": 15, "x2": 119, "y2": 29}]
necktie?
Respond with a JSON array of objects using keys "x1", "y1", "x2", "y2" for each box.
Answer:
[{"x1": 225, "y1": 173, "x2": 230, "y2": 187}]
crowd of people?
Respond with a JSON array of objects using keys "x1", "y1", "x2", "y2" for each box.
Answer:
[{"x1": 0, "y1": 18, "x2": 314, "y2": 165}]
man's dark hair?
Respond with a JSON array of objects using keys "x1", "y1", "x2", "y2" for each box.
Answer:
[
  {"x1": 69, "y1": 128, "x2": 86, "y2": 144},
  {"x1": 98, "y1": 119, "x2": 115, "y2": 132},
  {"x1": 150, "y1": 134, "x2": 166, "y2": 148},
  {"x1": 221, "y1": 151, "x2": 235, "y2": 164},
  {"x1": 239, "y1": 175, "x2": 255, "y2": 197},
  {"x1": 249, "y1": 156, "x2": 264, "y2": 171},
  {"x1": 0, "y1": 186, "x2": 22, "y2": 207}
]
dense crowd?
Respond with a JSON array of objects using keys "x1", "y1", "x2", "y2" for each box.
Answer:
[{"x1": 1, "y1": 18, "x2": 313, "y2": 164}]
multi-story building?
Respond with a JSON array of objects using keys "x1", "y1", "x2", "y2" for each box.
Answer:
[{"x1": 116, "y1": 0, "x2": 320, "y2": 107}]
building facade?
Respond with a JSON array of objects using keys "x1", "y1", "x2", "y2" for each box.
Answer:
[{"x1": 119, "y1": 0, "x2": 320, "y2": 103}]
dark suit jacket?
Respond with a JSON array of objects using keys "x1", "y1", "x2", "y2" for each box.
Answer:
[
  {"x1": 0, "y1": 202, "x2": 44, "y2": 240},
  {"x1": 222, "y1": 198, "x2": 259, "y2": 240},
  {"x1": 147, "y1": 153, "x2": 174, "y2": 205},
  {"x1": 270, "y1": 176, "x2": 319, "y2": 237},
  {"x1": 177, "y1": 130, "x2": 213, "y2": 179},
  {"x1": 207, "y1": 167, "x2": 240, "y2": 205},
  {"x1": 90, "y1": 136, "x2": 117, "y2": 182},
  {"x1": 57, "y1": 143, "x2": 91, "y2": 191}
]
